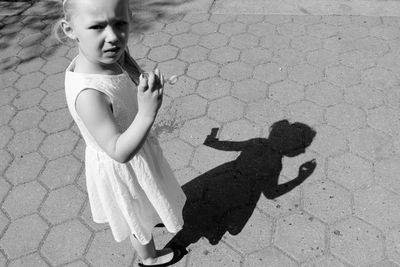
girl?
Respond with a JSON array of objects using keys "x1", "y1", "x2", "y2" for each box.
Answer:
[{"x1": 55, "y1": 0, "x2": 187, "y2": 266}]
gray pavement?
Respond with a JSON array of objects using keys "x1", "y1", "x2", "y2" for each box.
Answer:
[{"x1": 1, "y1": 0, "x2": 400, "y2": 266}]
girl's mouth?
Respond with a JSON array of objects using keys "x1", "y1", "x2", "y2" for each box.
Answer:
[{"x1": 104, "y1": 47, "x2": 120, "y2": 53}]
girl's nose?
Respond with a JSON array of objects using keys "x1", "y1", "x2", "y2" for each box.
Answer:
[{"x1": 105, "y1": 26, "x2": 118, "y2": 43}]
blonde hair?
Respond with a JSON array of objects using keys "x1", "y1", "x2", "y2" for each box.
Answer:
[{"x1": 52, "y1": 0, "x2": 75, "y2": 43}]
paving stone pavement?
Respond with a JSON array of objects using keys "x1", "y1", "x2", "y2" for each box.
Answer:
[{"x1": 1, "y1": 1, "x2": 400, "y2": 266}]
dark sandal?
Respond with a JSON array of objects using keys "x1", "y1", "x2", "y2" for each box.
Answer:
[{"x1": 138, "y1": 248, "x2": 182, "y2": 267}]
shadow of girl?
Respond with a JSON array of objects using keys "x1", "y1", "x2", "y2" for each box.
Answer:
[{"x1": 168, "y1": 120, "x2": 317, "y2": 249}]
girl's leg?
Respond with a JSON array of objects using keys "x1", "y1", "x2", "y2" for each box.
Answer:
[{"x1": 130, "y1": 235, "x2": 174, "y2": 265}]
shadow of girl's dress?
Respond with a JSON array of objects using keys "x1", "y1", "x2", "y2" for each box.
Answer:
[{"x1": 169, "y1": 120, "x2": 317, "y2": 248}]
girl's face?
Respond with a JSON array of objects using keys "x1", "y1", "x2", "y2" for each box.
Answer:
[{"x1": 68, "y1": 0, "x2": 130, "y2": 67}]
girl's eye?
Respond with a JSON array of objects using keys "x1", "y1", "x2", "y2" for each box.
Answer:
[
  {"x1": 90, "y1": 25, "x2": 104, "y2": 30},
  {"x1": 116, "y1": 21, "x2": 128, "y2": 27}
]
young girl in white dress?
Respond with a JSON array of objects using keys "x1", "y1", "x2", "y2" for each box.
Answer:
[{"x1": 55, "y1": 0, "x2": 186, "y2": 265}]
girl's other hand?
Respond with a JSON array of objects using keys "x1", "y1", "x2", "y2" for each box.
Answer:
[{"x1": 137, "y1": 69, "x2": 163, "y2": 119}]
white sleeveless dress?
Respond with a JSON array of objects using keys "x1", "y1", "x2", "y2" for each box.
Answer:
[{"x1": 64, "y1": 58, "x2": 186, "y2": 244}]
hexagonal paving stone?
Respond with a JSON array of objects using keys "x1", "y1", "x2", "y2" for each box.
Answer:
[
  {"x1": 7, "y1": 127, "x2": 45, "y2": 156},
  {"x1": 169, "y1": 95, "x2": 207, "y2": 122},
  {"x1": 199, "y1": 32, "x2": 229, "y2": 49},
  {"x1": 229, "y1": 33, "x2": 259, "y2": 50},
  {"x1": 288, "y1": 64, "x2": 323, "y2": 86},
  {"x1": 340, "y1": 50, "x2": 377, "y2": 70},
  {"x1": 370, "y1": 25, "x2": 400, "y2": 40},
  {"x1": 39, "y1": 108, "x2": 73, "y2": 133},
  {"x1": 179, "y1": 117, "x2": 220, "y2": 146},
  {"x1": 86, "y1": 229, "x2": 134, "y2": 266},
  {"x1": 187, "y1": 60, "x2": 219, "y2": 80},
  {"x1": 306, "y1": 49, "x2": 339, "y2": 68},
  {"x1": 0, "y1": 71, "x2": 20, "y2": 89},
  {"x1": 8, "y1": 253, "x2": 49, "y2": 267},
  {"x1": 330, "y1": 216, "x2": 384, "y2": 266},
  {"x1": 375, "y1": 158, "x2": 400, "y2": 194},
  {"x1": 5, "y1": 152, "x2": 45, "y2": 185},
  {"x1": 248, "y1": 22, "x2": 276, "y2": 37},
  {"x1": 178, "y1": 45, "x2": 209, "y2": 63},
  {"x1": 14, "y1": 71, "x2": 45, "y2": 91},
  {"x1": 355, "y1": 185, "x2": 400, "y2": 231},
  {"x1": 12, "y1": 88, "x2": 45, "y2": 109},
  {"x1": 163, "y1": 76, "x2": 195, "y2": 99},
  {"x1": 307, "y1": 24, "x2": 340, "y2": 39},
  {"x1": 224, "y1": 209, "x2": 272, "y2": 254},
  {"x1": 0, "y1": 209, "x2": 9, "y2": 236},
  {"x1": 0, "y1": 87, "x2": 17, "y2": 106},
  {"x1": 156, "y1": 59, "x2": 187, "y2": 78},
  {"x1": 0, "y1": 105, "x2": 16, "y2": 126},
  {"x1": 220, "y1": 62, "x2": 253, "y2": 82},
  {"x1": 39, "y1": 130, "x2": 79, "y2": 160},
  {"x1": 272, "y1": 48, "x2": 305, "y2": 66},
  {"x1": 309, "y1": 125, "x2": 347, "y2": 157},
  {"x1": 269, "y1": 80, "x2": 304, "y2": 105},
  {"x1": 291, "y1": 35, "x2": 322, "y2": 52},
  {"x1": 41, "y1": 220, "x2": 91, "y2": 266},
  {"x1": 39, "y1": 90, "x2": 66, "y2": 112},
  {"x1": 80, "y1": 201, "x2": 109, "y2": 232},
  {"x1": 40, "y1": 185, "x2": 86, "y2": 224},
  {"x1": 326, "y1": 65, "x2": 360, "y2": 87},
  {"x1": 40, "y1": 72, "x2": 64, "y2": 92},
  {"x1": 209, "y1": 46, "x2": 240, "y2": 64},
  {"x1": 387, "y1": 226, "x2": 400, "y2": 264},
  {"x1": 10, "y1": 106, "x2": 45, "y2": 132},
  {"x1": 160, "y1": 138, "x2": 193, "y2": 170},
  {"x1": 147, "y1": 45, "x2": 179, "y2": 62},
  {"x1": 303, "y1": 179, "x2": 352, "y2": 224},
  {"x1": 190, "y1": 21, "x2": 218, "y2": 35},
  {"x1": 305, "y1": 81, "x2": 342, "y2": 107},
  {"x1": 274, "y1": 212, "x2": 325, "y2": 262},
  {"x1": 277, "y1": 22, "x2": 306, "y2": 37},
  {"x1": 244, "y1": 246, "x2": 297, "y2": 267},
  {"x1": 186, "y1": 238, "x2": 241, "y2": 267},
  {"x1": 259, "y1": 35, "x2": 290, "y2": 50},
  {"x1": 344, "y1": 84, "x2": 383, "y2": 109},
  {"x1": 240, "y1": 47, "x2": 272, "y2": 66},
  {"x1": 41, "y1": 57, "x2": 70, "y2": 75},
  {"x1": 326, "y1": 104, "x2": 366, "y2": 131},
  {"x1": 339, "y1": 24, "x2": 369, "y2": 40},
  {"x1": 245, "y1": 99, "x2": 285, "y2": 126},
  {"x1": 170, "y1": 33, "x2": 200, "y2": 48},
  {"x1": 163, "y1": 21, "x2": 190, "y2": 35},
  {"x1": 183, "y1": 13, "x2": 210, "y2": 24},
  {"x1": 0, "y1": 214, "x2": 48, "y2": 259},
  {"x1": 3, "y1": 181, "x2": 46, "y2": 219},
  {"x1": 231, "y1": 79, "x2": 268, "y2": 103},
  {"x1": 361, "y1": 67, "x2": 397, "y2": 90},
  {"x1": 254, "y1": 63, "x2": 286, "y2": 84},
  {"x1": 39, "y1": 155, "x2": 82, "y2": 189},
  {"x1": 327, "y1": 152, "x2": 373, "y2": 191},
  {"x1": 286, "y1": 101, "x2": 324, "y2": 126},
  {"x1": 196, "y1": 77, "x2": 231, "y2": 100},
  {"x1": 353, "y1": 37, "x2": 390, "y2": 56},
  {"x1": 368, "y1": 107, "x2": 400, "y2": 136},
  {"x1": 301, "y1": 254, "x2": 348, "y2": 267},
  {"x1": 0, "y1": 125, "x2": 13, "y2": 149},
  {"x1": 348, "y1": 127, "x2": 393, "y2": 161},
  {"x1": 219, "y1": 21, "x2": 246, "y2": 35},
  {"x1": 208, "y1": 96, "x2": 245, "y2": 122},
  {"x1": 141, "y1": 32, "x2": 171, "y2": 47}
]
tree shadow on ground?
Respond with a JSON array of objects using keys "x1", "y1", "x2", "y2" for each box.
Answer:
[
  {"x1": 168, "y1": 120, "x2": 317, "y2": 250},
  {"x1": 0, "y1": 0, "x2": 192, "y2": 72}
]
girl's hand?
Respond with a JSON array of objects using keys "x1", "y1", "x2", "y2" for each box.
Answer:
[{"x1": 137, "y1": 69, "x2": 164, "y2": 119}]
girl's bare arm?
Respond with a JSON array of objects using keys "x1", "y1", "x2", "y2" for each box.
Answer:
[{"x1": 76, "y1": 71, "x2": 163, "y2": 163}]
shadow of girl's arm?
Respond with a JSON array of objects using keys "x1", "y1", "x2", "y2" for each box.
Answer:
[
  {"x1": 203, "y1": 128, "x2": 249, "y2": 152},
  {"x1": 263, "y1": 159, "x2": 316, "y2": 199}
]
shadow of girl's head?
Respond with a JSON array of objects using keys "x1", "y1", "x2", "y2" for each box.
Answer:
[{"x1": 267, "y1": 120, "x2": 316, "y2": 157}]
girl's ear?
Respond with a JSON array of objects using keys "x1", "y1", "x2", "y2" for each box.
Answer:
[{"x1": 61, "y1": 19, "x2": 77, "y2": 40}]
